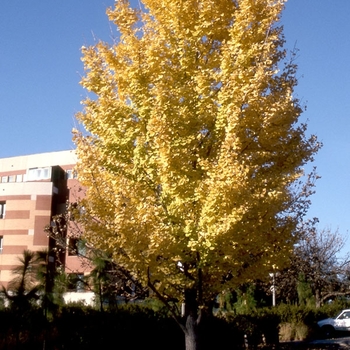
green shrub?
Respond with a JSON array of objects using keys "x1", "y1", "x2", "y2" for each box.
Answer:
[
  {"x1": 223, "y1": 309, "x2": 280, "y2": 348},
  {"x1": 5, "y1": 301, "x2": 350, "y2": 348}
]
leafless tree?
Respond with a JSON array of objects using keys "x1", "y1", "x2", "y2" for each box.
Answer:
[{"x1": 275, "y1": 221, "x2": 350, "y2": 307}]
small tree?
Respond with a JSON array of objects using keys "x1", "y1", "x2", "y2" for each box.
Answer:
[
  {"x1": 74, "y1": 0, "x2": 320, "y2": 348},
  {"x1": 1, "y1": 250, "x2": 41, "y2": 311},
  {"x1": 1, "y1": 248, "x2": 68, "y2": 315},
  {"x1": 296, "y1": 225, "x2": 349, "y2": 307},
  {"x1": 275, "y1": 223, "x2": 350, "y2": 307},
  {"x1": 46, "y1": 208, "x2": 149, "y2": 309},
  {"x1": 234, "y1": 284, "x2": 258, "y2": 314},
  {"x1": 296, "y1": 273, "x2": 314, "y2": 307},
  {"x1": 89, "y1": 252, "x2": 126, "y2": 310}
]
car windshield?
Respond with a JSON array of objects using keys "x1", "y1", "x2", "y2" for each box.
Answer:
[{"x1": 337, "y1": 311, "x2": 350, "y2": 320}]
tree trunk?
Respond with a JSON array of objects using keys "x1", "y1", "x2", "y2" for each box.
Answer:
[
  {"x1": 185, "y1": 314, "x2": 201, "y2": 350},
  {"x1": 182, "y1": 287, "x2": 203, "y2": 350},
  {"x1": 315, "y1": 288, "x2": 321, "y2": 308}
]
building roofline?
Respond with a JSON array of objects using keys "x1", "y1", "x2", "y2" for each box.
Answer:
[
  {"x1": 0, "y1": 150, "x2": 77, "y2": 172},
  {"x1": 0, "y1": 149, "x2": 76, "y2": 161}
]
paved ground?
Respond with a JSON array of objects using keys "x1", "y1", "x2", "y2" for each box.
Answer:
[{"x1": 280, "y1": 336, "x2": 350, "y2": 349}]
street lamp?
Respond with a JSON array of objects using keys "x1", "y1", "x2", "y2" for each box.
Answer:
[{"x1": 269, "y1": 273, "x2": 276, "y2": 307}]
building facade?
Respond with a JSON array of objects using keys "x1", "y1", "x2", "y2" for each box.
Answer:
[{"x1": 0, "y1": 150, "x2": 90, "y2": 294}]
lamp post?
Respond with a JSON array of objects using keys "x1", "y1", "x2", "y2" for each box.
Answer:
[{"x1": 269, "y1": 273, "x2": 276, "y2": 307}]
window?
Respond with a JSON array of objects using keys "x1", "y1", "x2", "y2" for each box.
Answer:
[
  {"x1": 68, "y1": 238, "x2": 86, "y2": 256},
  {"x1": 0, "y1": 236, "x2": 3, "y2": 253},
  {"x1": 1, "y1": 176, "x2": 7, "y2": 183},
  {"x1": 27, "y1": 167, "x2": 51, "y2": 181},
  {"x1": 8, "y1": 175, "x2": 15, "y2": 183},
  {"x1": 66, "y1": 169, "x2": 77, "y2": 179},
  {"x1": 339, "y1": 312, "x2": 350, "y2": 320},
  {"x1": 67, "y1": 273, "x2": 85, "y2": 292},
  {"x1": 0, "y1": 202, "x2": 5, "y2": 219},
  {"x1": 76, "y1": 274, "x2": 85, "y2": 292}
]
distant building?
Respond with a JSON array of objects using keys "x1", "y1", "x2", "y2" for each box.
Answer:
[{"x1": 0, "y1": 150, "x2": 92, "y2": 303}]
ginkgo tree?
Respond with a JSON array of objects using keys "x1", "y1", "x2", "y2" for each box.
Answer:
[{"x1": 74, "y1": 0, "x2": 320, "y2": 348}]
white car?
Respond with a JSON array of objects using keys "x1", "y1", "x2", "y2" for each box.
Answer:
[{"x1": 318, "y1": 309, "x2": 350, "y2": 338}]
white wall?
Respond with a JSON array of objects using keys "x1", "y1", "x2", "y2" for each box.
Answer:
[{"x1": 63, "y1": 291, "x2": 95, "y2": 306}]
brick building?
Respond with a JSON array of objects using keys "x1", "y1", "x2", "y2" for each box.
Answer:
[{"x1": 0, "y1": 150, "x2": 91, "y2": 299}]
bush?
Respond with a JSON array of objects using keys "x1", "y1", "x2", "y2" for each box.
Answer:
[
  {"x1": 0, "y1": 307, "x2": 47, "y2": 349},
  {"x1": 272, "y1": 301, "x2": 350, "y2": 342},
  {"x1": 5, "y1": 301, "x2": 349, "y2": 348},
  {"x1": 50, "y1": 304, "x2": 184, "y2": 350},
  {"x1": 222, "y1": 309, "x2": 280, "y2": 348}
]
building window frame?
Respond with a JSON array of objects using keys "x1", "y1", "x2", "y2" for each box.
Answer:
[
  {"x1": 68, "y1": 238, "x2": 86, "y2": 256},
  {"x1": 66, "y1": 169, "x2": 77, "y2": 179},
  {"x1": 27, "y1": 167, "x2": 51, "y2": 181},
  {"x1": 0, "y1": 202, "x2": 5, "y2": 219},
  {"x1": 67, "y1": 273, "x2": 86, "y2": 292}
]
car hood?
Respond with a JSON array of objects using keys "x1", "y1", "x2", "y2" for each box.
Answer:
[{"x1": 317, "y1": 318, "x2": 335, "y2": 327}]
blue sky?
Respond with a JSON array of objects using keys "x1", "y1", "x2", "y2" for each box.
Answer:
[
  {"x1": 1, "y1": 1, "x2": 349, "y2": 253},
  {"x1": 282, "y1": 1, "x2": 350, "y2": 254}
]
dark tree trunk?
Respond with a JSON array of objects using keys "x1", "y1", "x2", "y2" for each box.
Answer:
[
  {"x1": 147, "y1": 269, "x2": 205, "y2": 350},
  {"x1": 182, "y1": 288, "x2": 203, "y2": 350},
  {"x1": 185, "y1": 314, "x2": 201, "y2": 350}
]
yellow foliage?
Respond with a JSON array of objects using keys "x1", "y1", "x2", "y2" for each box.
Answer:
[{"x1": 74, "y1": 0, "x2": 319, "y2": 306}]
